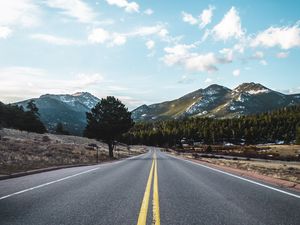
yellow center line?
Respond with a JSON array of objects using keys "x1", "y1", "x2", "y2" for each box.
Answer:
[
  {"x1": 137, "y1": 157, "x2": 155, "y2": 225},
  {"x1": 153, "y1": 153, "x2": 161, "y2": 225},
  {"x1": 136, "y1": 151, "x2": 161, "y2": 225}
]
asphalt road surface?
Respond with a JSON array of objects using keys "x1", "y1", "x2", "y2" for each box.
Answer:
[{"x1": 0, "y1": 149, "x2": 300, "y2": 225}]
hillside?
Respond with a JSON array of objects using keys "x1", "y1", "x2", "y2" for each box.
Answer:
[
  {"x1": 0, "y1": 128, "x2": 147, "y2": 175},
  {"x1": 132, "y1": 83, "x2": 300, "y2": 122}
]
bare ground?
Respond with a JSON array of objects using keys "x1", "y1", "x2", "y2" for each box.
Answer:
[{"x1": 0, "y1": 128, "x2": 147, "y2": 175}]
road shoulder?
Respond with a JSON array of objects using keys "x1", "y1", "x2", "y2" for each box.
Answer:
[{"x1": 168, "y1": 152, "x2": 300, "y2": 193}]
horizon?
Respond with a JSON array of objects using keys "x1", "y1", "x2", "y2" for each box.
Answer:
[
  {"x1": 12, "y1": 81, "x2": 300, "y2": 111},
  {"x1": 1, "y1": 0, "x2": 300, "y2": 109}
]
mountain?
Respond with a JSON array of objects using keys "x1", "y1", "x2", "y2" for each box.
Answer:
[
  {"x1": 12, "y1": 83, "x2": 300, "y2": 135},
  {"x1": 132, "y1": 83, "x2": 300, "y2": 122},
  {"x1": 15, "y1": 92, "x2": 100, "y2": 135}
]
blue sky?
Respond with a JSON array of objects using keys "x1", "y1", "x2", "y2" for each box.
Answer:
[{"x1": 0, "y1": 0, "x2": 300, "y2": 109}]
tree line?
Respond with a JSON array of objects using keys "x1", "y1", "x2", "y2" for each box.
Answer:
[
  {"x1": 0, "y1": 100, "x2": 46, "y2": 133},
  {"x1": 122, "y1": 105, "x2": 300, "y2": 146}
]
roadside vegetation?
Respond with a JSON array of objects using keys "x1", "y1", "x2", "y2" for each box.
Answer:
[
  {"x1": 0, "y1": 100, "x2": 46, "y2": 133},
  {"x1": 167, "y1": 144, "x2": 300, "y2": 161},
  {"x1": 296, "y1": 126, "x2": 300, "y2": 145}
]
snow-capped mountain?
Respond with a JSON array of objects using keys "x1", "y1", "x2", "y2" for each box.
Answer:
[
  {"x1": 132, "y1": 83, "x2": 300, "y2": 121},
  {"x1": 15, "y1": 92, "x2": 100, "y2": 135}
]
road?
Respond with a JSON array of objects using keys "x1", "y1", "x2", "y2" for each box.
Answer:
[{"x1": 0, "y1": 149, "x2": 300, "y2": 225}]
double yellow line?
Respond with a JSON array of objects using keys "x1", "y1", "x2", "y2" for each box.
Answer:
[{"x1": 137, "y1": 152, "x2": 160, "y2": 225}]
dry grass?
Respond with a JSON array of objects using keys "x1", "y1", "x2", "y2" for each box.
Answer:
[
  {"x1": 206, "y1": 158, "x2": 300, "y2": 184},
  {"x1": 266, "y1": 145, "x2": 300, "y2": 157},
  {"x1": 0, "y1": 128, "x2": 147, "y2": 175}
]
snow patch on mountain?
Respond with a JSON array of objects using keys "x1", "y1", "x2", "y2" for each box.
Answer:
[
  {"x1": 247, "y1": 89, "x2": 270, "y2": 95},
  {"x1": 185, "y1": 96, "x2": 217, "y2": 115}
]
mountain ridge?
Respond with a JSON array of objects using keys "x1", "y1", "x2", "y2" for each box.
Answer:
[
  {"x1": 15, "y1": 92, "x2": 100, "y2": 135},
  {"x1": 12, "y1": 82, "x2": 300, "y2": 135},
  {"x1": 132, "y1": 82, "x2": 300, "y2": 121}
]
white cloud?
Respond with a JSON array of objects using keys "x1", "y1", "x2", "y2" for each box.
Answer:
[
  {"x1": 87, "y1": 25, "x2": 171, "y2": 47},
  {"x1": 144, "y1": 9, "x2": 154, "y2": 15},
  {"x1": 115, "y1": 95, "x2": 144, "y2": 109},
  {"x1": 181, "y1": 5, "x2": 215, "y2": 28},
  {"x1": 88, "y1": 28, "x2": 127, "y2": 46},
  {"x1": 0, "y1": 26, "x2": 12, "y2": 39},
  {"x1": 251, "y1": 23, "x2": 300, "y2": 49},
  {"x1": 0, "y1": 67, "x2": 143, "y2": 109},
  {"x1": 212, "y1": 7, "x2": 244, "y2": 41},
  {"x1": 129, "y1": 24, "x2": 176, "y2": 43},
  {"x1": 0, "y1": 0, "x2": 41, "y2": 27},
  {"x1": 131, "y1": 25, "x2": 167, "y2": 37},
  {"x1": 74, "y1": 73, "x2": 104, "y2": 87},
  {"x1": 30, "y1": 33, "x2": 83, "y2": 45},
  {"x1": 279, "y1": 87, "x2": 300, "y2": 94},
  {"x1": 201, "y1": 29, "x2": 210, "y2": 42},
  {"x1": 106, "y1": 85, "x2": 128, "y2": 91},
  {"x1": 276, "y1": 52, "x2": 289, "y2": 58},
  {"x1": 125, "y1": 24, "x2": 181, "y2": 44},
  {"x1": 182, "y1": 11, "x2": 198, "y2": 25},
  {"x1": 163, "y1": 44, "x2": 232, "y2": 73},
  {"x1": 111, "y1": 33, "x2": 127, "y2": 46},
  {"x1": 0, "y1": 66, "x2": 46, "y2": 77},
  {"x1": 163, "y1": 44, "x2": 195, "y2": 66},
  {"x1": 178, "y1": 75, "x2": 195, "y2": 84},
  {"x1": 45, "y1": 0, "x2": 96, "y2": 23},
  {"x1": 145, "y1": 40, "x2": 155, "y2": 49},
  {"x1": 106, "y1": 0, "x2": 139, "y2": 13},
  {"x1": 185, "y1": 53, "x2": 218, "y2": 72},
  {"x1": 158, "y1": 29, "x2": 169, "y2": 38},
  {"x1": 0, "y1": 66, "x2": 104, "y2": 103},
  {"x1": 199, "y1": 5, "x2": 215, "y2": 29},
  {"x1": 219, "y1": 48, "x2": 234, "y2": 62},
  {"x1": 88, "y1": 28, "x2": 110, "y2": 44},
  {"x1": 232, "y1": 69, "x2": 240, "y2": 77},
  {"x1": 204, "y1": 77, "x2": 213, "y2": 83},
  {"x1": 253, "y1": 51, "x2": 264, "y2": 59},
  {"x1": 260, "y1": 60, "x2": 268, "y2": 66},
  {"x1": 233, "y1": 42, "x2": 245, "y2": 53}
]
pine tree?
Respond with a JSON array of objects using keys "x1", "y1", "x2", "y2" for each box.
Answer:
[
  {"x1": 296, "y1": 126, "x2": 300, "y2": 145},
  {"x1": 84, "y1": 96, "x2": 134, "y2": 158},
  {"x1": 55, "y1": 122, "x2": 69, "y2": 135}
]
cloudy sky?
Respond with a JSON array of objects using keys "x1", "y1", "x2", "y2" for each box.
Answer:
[{"x1": 0, "y1": 0, "x2": 300, "y2": 109}]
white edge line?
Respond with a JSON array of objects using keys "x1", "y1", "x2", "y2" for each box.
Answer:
[
  {"x1": 0, "y1": 167, "x2": 100, "y2": 200},
  {"x1": 168, "y1": 153, "x2": 300, "y2": 199},
  {"x1": 0, "y1": 151, "x2": 149, "y2": 201}
]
